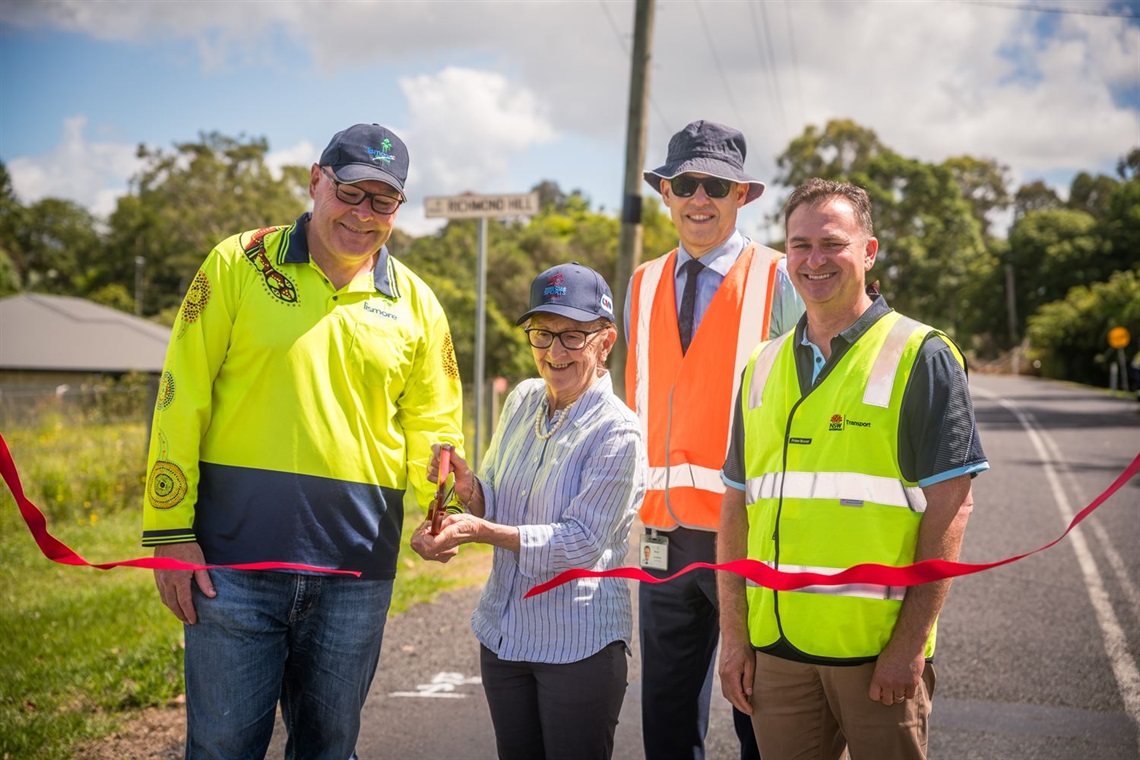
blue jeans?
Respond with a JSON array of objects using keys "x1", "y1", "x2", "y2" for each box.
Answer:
[{"x1": 183, "y1": 569, "x2": 394, "y2": 760}]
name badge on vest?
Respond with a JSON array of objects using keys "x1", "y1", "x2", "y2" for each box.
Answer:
[{"x1": 639, "y1": 534, "x2": 669, "y2": 570}]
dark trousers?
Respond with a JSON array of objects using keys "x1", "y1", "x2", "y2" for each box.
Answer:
[
  {"x1": 639, "y1": 527, "x2": 761, "y2": 760},
  {"x1": 480, "y1": 641, "x2": 628, "y2": 760}
]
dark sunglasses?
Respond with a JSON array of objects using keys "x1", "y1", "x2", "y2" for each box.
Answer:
[{"x1": 669, "y1": 176, "x2": 735, "y2": 199}]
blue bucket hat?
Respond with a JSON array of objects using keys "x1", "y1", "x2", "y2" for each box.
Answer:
[
  {"x1": 319, "y1": 123, "x2": 409, "y2": 198},
  {"x1": 643, "y1": 120, "x2": 765, "y2": 205},
  {"x1": 516, "y1": 262, "x2": 616, "y2": 326}
]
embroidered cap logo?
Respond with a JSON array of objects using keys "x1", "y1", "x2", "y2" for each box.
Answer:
[{"x1": 543, "y1": 273, "x2": 567, "y2": 299}]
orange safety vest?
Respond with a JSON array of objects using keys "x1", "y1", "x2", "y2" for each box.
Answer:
[{"x1": 626, "y1": 243, "x2": 783, "y2": 531}]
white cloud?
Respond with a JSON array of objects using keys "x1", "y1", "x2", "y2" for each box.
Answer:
[
  {"x1": 400, "y1": 67, "x2": 557, "y2": 195},
  {"x1": 7, "y1": 115, "x2": 141, "y2": 219},
  {"x1": 3, "y1": 0, "x2": 1136, "y2": 238},
  {"x1": 266, "y1": 139, "x2": 318, "y2": 179}
]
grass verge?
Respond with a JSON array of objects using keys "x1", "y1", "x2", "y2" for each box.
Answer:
[{"x1": 0, "y1": 430, "x2": 490, "y2": 759}]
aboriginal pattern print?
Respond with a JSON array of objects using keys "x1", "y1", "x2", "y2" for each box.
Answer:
[
  {"x1": 176, "y1": 271, "x2": 211, "y2": 339},
  {"x1": 156, "y1": 371, "x2": 175, "y2": 410},
  {"x1": 442, "y1": 333, "x2": 460, "y2": 380},
  {"x1": 243, "y1": 226, "x2": 299, "y2": 305},
  {"x1": 147, "y1": 431, "x2": 188, "y2": 510}
]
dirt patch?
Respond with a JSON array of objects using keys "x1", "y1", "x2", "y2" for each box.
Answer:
[{"x1": 72, "y1": 699, "x2": 184, "y2": 760}]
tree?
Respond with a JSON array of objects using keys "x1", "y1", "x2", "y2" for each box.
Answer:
[
  {"x1": 13, "y1": 198, "x2": 101, "y2": 294},
  {"x1": 1013, "y1": 180, "x2": 1062, "y2": 219},
  {"x1": 942, "y1": 155, "x2": 1011, "y2": 238},
  {"x1": 774, "y1": 119, "x2": 886, "y2": 191},
  {"x1": 1067, "y1": 172, "x2": 1118, "y2": 219},
  {"x1": 1006, "y1": 208, "x2": 1105, "y2": 336},
  {"x1": 774, "y1": 121, "x2": 986, "y2": 340},
  {"x1": 1027, "y1": 270, "x2": 1140, "y2": 386},
  {"x1": 103, "y1": 132, "x2": 309, "y2": 314}
]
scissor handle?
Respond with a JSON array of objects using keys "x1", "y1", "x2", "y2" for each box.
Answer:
[{"x1": 430, "y1": 444, "x2": 454, "y2": 536}]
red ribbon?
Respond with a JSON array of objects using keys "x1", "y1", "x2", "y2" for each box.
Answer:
[
  {"x1": 524, "y1": 452, "x2": 1140, "y2": 598},
  {"x1": 0, "y1": 434, "x2": 360, "y2": 576}
]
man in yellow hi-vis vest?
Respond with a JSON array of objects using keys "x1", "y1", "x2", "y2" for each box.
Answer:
[{"x1": 717, "y1": 179, "x2": 988, "y2": 760}]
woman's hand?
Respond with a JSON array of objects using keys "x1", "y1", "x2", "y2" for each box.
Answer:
[
  {"x1": 427, "y1": 443, "x2": 478, "y2": 509},
  {"x1": 410, "y1": 519, "x2": 460, "y2": 563}
]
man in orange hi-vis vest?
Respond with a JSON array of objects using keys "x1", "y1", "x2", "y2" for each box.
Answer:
[{"x1": 625, "y1": 120, "x2": 804, "y2": 760}]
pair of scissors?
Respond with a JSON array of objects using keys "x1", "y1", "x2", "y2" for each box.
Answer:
[{"x1": 428, "y1": 444, "x2": 454, "y2": 536}]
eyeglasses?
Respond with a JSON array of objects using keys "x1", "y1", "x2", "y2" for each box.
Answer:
[
  {"x1": 669, "y1": 176, "x2": 735, "y2": 199},
  {"x1": 321, "y1": 167, "x2": 404, "y2": 215},
  {"x1": 524, "y1": 327, "x2": 602, "y2": 350}
]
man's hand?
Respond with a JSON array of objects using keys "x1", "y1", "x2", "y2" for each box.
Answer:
[
  {"x1": 718, "y1": 629, "x2": 756, "y2": 715},
  {"x1": 153, "y1": 542, "x2": 215, "y2": 624},
  {"x1": 868, "y1": 640, "x2": 924, "y2": 706}
]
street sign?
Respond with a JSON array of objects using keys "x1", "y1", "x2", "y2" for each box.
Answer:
[
  {"x1": 421, "y1": 190, "x2": 540, "y2": 470},
  {"x1": 1108, "y1": 326, "x2": 1130, "y2": 349},
  {"x1": 424, "y1": 192, "x2": 540, "y2": 220}
]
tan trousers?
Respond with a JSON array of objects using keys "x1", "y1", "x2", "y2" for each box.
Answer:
[{"x1": 749, "y1": 651, "x2": 937, "y2": 760}]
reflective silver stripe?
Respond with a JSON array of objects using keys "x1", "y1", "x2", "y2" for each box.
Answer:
[
  {"x1": 648, "y1": 463, "x2": 726, "y2": 494},
  {"x1": 731, "y1": 248, "x2": 779, "y2": 431},
  {"x1": 745, "y1": 470, "x2": 927, "y2": 512},
  {"x1": 634, "y1": 256, "x2": 670, "y2": 431},
  {"x1": 863, "y1": 314, "x2": 924, "y2": 408},
  {"x1": 747, "y1": 561, "x2": 907, "y2": 601},
  {"x1": 746, "y1": 332, "x2": 792, "y2": 410}
]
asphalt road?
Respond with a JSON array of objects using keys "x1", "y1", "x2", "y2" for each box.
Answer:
[{"x1": 265, "y1": 373, "x2": 1139, "y2": 760}]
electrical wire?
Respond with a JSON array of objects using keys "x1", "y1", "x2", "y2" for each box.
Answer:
[
  {"x1": 956, "y1": 0, "x2": 1139, "y2": 18},
  {"x1": 748, "y1": 0, "x2": 789, "y2": 137},
  {"x1": 694, "y1": 0, "x2": 750, "y2": 133},
  {"x1": 597, "y1": 0, "x2": 672, "y2": 135}
]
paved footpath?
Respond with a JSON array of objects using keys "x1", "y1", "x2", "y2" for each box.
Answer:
[{"x1": 268, "y1": 527, "x2": 741, "y2": 759}]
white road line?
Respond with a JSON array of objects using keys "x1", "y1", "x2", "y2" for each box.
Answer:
[
  {"x1": 1034, "y1": 419, "x2": 1140, "y2": 623},
  {"x1": 975, "y1": 388, "x2": 1140, "y2": 745}
]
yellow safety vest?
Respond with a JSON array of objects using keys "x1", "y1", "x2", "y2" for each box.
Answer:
[{"x1": 741, "y1": 310, "x2": 961, "y2": 661}]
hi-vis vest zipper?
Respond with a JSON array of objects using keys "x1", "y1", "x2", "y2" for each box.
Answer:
[
  {"x1": 741, "y1": 310, "x2": 962, "y2": 661},
  {"x1": 626, "y1": 244, "x2": 782, "y2": 531}
]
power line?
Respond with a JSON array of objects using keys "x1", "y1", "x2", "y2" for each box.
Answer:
[
  {"x1": 597, "y1": 0, "x2": 671, "y2": 136},
  {"x1": 748, "y1": 0, "x2": 789, "y2": 137},
  {"x1": 783, "y1": 0, "x2": 806, "y2": 133},
  {"x1": 956, "y1": 0, "x2": 1139, "y2": 18},
  {"x1": 694, "y1": 0, "x2": 750, "y2": 133}
]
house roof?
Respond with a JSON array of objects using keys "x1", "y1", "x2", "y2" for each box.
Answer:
[{"x1": 0, "y1": 293, "x2": 171, "y2": 373}]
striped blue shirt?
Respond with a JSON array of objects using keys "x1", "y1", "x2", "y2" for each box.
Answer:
[{"x1": 471, "y1": 372, "x2": 647, "y2": 664}]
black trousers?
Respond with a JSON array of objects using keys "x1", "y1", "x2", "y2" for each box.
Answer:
[
  {"x1": 480, "y1": 641, "x2": 628, "y2": 760},
  {"x1": 639, "y1": 527, "x2": 761, "y2": 760}
]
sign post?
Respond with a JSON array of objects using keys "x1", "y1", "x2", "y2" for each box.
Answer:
[
  {"x1": 1108, "y1": 326, "x2": 1131, "y2": 392},
  {"x1": 424, "y1": 192, "x2": 541, "y2": 469}
]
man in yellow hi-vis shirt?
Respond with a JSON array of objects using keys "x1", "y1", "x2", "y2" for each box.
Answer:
[
  {"x1": 718, "y1": 179, "x2": 987, "y2": 760},
  {"x1": 142, "y1": 123, "x2": 464, "y2": 758}
]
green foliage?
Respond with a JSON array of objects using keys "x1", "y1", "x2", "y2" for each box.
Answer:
[
  {"x1": 11, "y1": 197, "x2": 102, "y2": 294},
  {"x1": 1007, "y1": 208, "x2": 1107, "y2": 336},
  {"x1": 0, "y1": 415, "x2": 489, "y2": 757},
  {"x1": 103, "y1": 132, "x2": 310, "y2": 315},
  {"x1": 774, "y1": 120, "x2": 988, "y2": 341},
  {"x1": 1026, "y1": 270, "x2": 1140, "y2": 385},
  {"x1": 86, "y1": 282, "x2": 136, "y2": 313},
  {"x1": 1014, "y1": 179, "x2": 1063, "y2": 219},
  {"x1": 0, "y1": 248, "x2": 19, "y2": 297}
]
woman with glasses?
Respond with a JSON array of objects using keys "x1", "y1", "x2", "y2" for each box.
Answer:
[{"x1": 412, "y1": 261, "x2": 646, "y2": 760}]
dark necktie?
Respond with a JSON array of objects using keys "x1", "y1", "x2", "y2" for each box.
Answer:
[{"x1": 678, "y1": 258, "x2": 705, "y2": 355}]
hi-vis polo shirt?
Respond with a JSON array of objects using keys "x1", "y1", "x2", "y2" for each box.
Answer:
[{"x1": 142, "y1": 213, "x2": 464, "y2": 579}]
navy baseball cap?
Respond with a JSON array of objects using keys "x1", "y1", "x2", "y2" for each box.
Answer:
[
  {"x1": 515, "y1": 262, "x2": 616, "y2": 326},
  {"x1": 319, "y1": 123, "x2": 409, "y2": 197},
  {"x1": 643, "y1": 120, "x2": 765, "y2": 205}
]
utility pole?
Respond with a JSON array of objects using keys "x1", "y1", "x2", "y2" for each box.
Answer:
[{"x1": 611, "y1": 0, "x2": 655, "y2": 402}]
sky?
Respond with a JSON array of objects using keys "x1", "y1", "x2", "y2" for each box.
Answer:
[{"x1": 1, "y1": 0, "x2": 1137, "y2": 241}]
